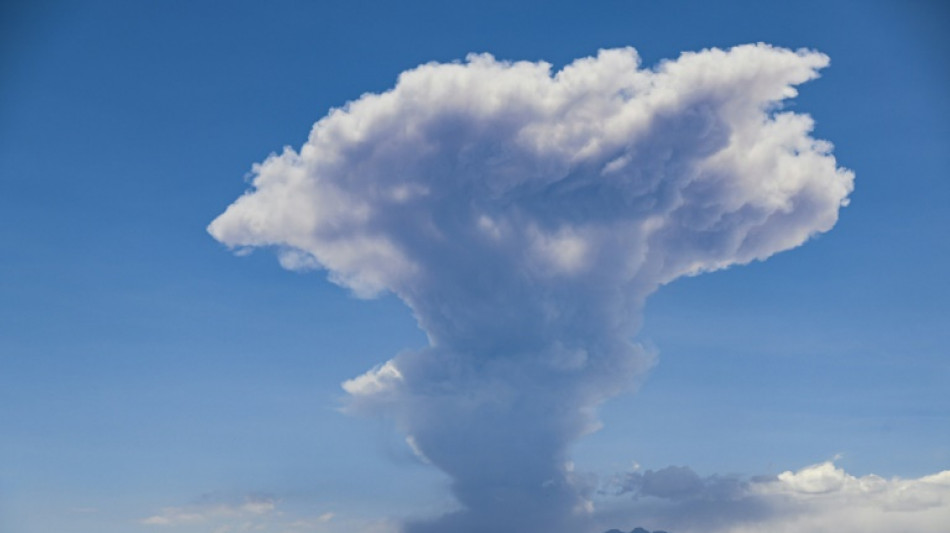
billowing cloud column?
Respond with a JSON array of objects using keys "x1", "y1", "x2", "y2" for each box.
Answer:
[{"x1": 209, "y1": 44, "x2": 853, "y2": 532}]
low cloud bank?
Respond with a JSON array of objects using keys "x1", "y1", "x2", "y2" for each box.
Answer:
[
  {"x1": 210, "y1": 44, "x2": 853, "y2": 532},
  {"x1": 598, "y1": 461, "x2": 950, "y2": 533},
  {"x1": 137, "y1": 462, "x2": 950, "y2": 533}
]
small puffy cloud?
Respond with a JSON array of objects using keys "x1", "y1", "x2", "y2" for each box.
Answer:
[
  {"x1": 599, "y1": 461, "x2": 950, "y2": 533},
  {"x1": 341, "y1": 360, "x2": 403, "y2": 397}
]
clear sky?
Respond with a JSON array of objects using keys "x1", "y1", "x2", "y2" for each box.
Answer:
[{"x1": 1, "y1": 1, "x2": 948, "y2": 533}]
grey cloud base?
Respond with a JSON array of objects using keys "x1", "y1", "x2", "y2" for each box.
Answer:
[
  {"x1": 209, "y1": 44, "x2": 854, "y2": 532},
  {"x1": 596, "y1": 462, "x2": 950, "y2": 533}
]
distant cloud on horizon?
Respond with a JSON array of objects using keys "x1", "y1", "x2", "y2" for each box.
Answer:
[
  {"x1": 596, "y1": 461, "x2": 950, "y2": 533},
  {"x1": 140, "y1": 496, "x2": 278, "y2": 527},
  {"x1": 138, "y1": 494, "x2": 379, "y2": 533}
]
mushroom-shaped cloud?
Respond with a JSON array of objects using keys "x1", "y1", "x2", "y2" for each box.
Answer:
[{"x1": 209, "y1": 44, "x2": 853, "y2": 533}]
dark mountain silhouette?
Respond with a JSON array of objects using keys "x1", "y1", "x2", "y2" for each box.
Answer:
[{"x1": 604, "y1": 528, "x2": 669, "y2": 533}]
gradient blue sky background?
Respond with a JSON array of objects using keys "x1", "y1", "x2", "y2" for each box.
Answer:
[{"x1": 2, "y1": 1, "x2": 948, "y2": 532}]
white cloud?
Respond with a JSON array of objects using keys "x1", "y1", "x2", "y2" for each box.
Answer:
[
  {"x1": 600, "y1": 461, "x2": 950, "y2": 533},
  {"x1": 140, "y1": 496, "x2": 382, "y2": 533},
  {"x1": 209, "y1": 44, "x2": 854, "y2": 533},
  {"x1": 209, "y1": 44, "x2": 851, "y2": 305},
  {"x1": 341, "y1": 360, "x2": 403, "y2": 397},
  {"x1": 141, "y1": 497, "x2": 276, "y2": 527}
]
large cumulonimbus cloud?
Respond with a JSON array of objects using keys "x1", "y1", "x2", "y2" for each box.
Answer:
[{"x1": 209, "y1": 44, "x2": 854, "y2": 532}]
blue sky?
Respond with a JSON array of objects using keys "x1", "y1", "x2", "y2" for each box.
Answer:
[{"x1": 1, "y1": 1, "x2": 948, "y2": 532}]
